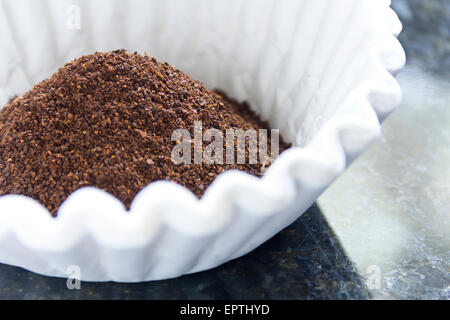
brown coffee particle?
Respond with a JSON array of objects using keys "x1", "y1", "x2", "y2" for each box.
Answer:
[{"x1": 0, "y1": 50, "x2": 289, "y2": 216}]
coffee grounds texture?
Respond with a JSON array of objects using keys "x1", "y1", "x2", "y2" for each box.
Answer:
[{"x1": 0, "y1": 50, "x2": 289, "y2": 216}]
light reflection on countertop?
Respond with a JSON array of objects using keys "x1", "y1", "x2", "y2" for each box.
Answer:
[{"x1": 318, "y1": 66, "x2": 450, "y2": 299}]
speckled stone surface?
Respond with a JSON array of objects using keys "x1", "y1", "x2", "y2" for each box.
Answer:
[
  {"x1": 318, "y1": 0, "x2": 449, "y2": 300},
  {"x1": 391, "y1": 0, "x2": 450, "y2": 75}
]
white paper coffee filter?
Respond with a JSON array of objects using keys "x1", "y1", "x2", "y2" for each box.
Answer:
[{"x1": 0, "y1": 0, "x2": 405, "y2": 282}]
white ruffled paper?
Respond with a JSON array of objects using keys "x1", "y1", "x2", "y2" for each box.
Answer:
[{"x1": 0, "y1": 0, "x2": 405, "y2": 282}]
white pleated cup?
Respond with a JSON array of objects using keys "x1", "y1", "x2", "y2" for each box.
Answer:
[{"x1": 0, "y1": 0, "x2": 405, "y2": 282}]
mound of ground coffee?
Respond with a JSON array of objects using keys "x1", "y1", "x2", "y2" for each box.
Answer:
[{"x1": 0, "y1": 50, "x2": 288, "y2": 216}]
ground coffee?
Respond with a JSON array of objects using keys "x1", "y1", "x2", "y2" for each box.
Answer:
[{"x1": 0, "y1": 50, "x2": 288, "y2": 216}]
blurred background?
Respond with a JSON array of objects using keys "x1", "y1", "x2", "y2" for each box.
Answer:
[{"x1": 0, "y1": 0, "x2": 448, "y2": 300}]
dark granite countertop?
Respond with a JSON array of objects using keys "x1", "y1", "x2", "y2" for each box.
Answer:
[
  {"x1": 392, "y1": 0, "x2": 450, "y2": 75},
  {"x1": 0, "y1": 0, "x2": 448, "y2": 300}
]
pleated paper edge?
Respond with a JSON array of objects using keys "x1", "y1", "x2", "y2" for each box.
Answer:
[{"x1": 0, "y1": 3, "x2": 406, "y2": 281}]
